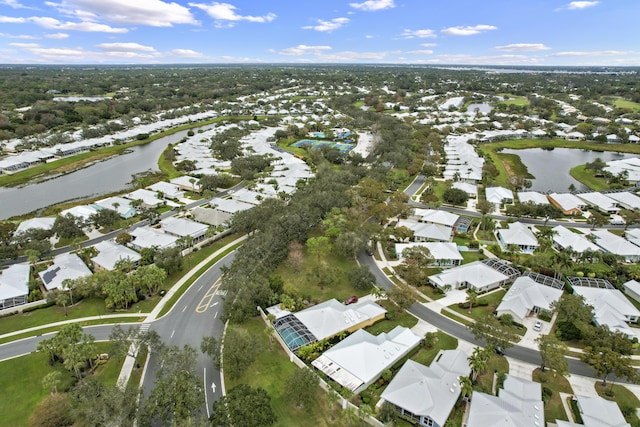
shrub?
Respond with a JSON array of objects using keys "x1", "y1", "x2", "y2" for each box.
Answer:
[{"x1": 542, "y1": 386, "x2": 553, "y2": 402}]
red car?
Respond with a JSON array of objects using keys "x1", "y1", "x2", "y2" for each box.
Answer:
[{"x1": 344, "y1": 295, "x2": 359, "y2": 305}]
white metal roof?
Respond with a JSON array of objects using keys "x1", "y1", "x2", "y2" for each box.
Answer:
[
  {"x1": 38, "y1": 253, "x2": 92, "y2": 291},
  {"x1": 429, "y1": 261, "x2": 509, "y2": 290},
  {"x1": 497, "y1": 222, "x2": 539, "y2": 247},
  {"x1": 395, "y1": 242, "x2": 463, "y2": 262},
  {"x1": 517, "y1": 191, "x2": 549, "y2": 205},
  {"x1": 552, "y1": 226, "x2": 601, "y2": 254},
  {"x1": 496, "y1": 276, "x2": 563, "y2": 322},
  {"x1": 91, "y1": 241, "x2": 141, "y2": 271},
  {"x1": 0, "y1": 264, "x2": 29, "y2": 301}
]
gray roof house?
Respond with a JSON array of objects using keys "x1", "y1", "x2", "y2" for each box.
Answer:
[
  {"x1": 191, "y1": 206, "x2": 231, "y2": 227},
  {"x1": 497, "y1": 222, "x2": 539, "y2": 254},
  {"x1": 556, "y1": 395, "x2": 631, "y2": 427},
  {"x1": 159, "y1": 217, "x2": 208, "y2": 242},
  {"x1": 39, "y1": 253, "x2": 92, "y2": 291},
  {"x1": 0, "y1": 264, "x2": 30, "y2": 309},
  {"x1": 91, "y1": 241, "x2": 141, "y2": 271},
  {"x1": 380, "y1": 350, "x2": 470, "y2": 427},
  {"x1": 312, "y1": 326, "x2": 422, "y2": 394},
  {"x1": 496, "y1": 276, "x2": 564, "y2": 323},
  {"x1": 467, "y1": 375, "x2": 544, "y2": 427}
]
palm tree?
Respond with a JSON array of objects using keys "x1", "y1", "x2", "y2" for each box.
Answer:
[
  {"x1": 468, "y1": 346, "x2": 489, "y2": 381},
  {"x1": 460, "y1": 375, "x2": 473, "y2": 400},
  {"x1": 466, "y1": 290, "x2": 478, "y2": 314}
]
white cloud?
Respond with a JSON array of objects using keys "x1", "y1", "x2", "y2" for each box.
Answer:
[
  {"x1": 189, "y1": 2, "x2": 276, "y2": 24},
  {"x1": 279, "y1": 44, "x2": 332, "y2": 56},
  {"x1": 406, "y1": 50, "x2": 433, "y2": 55},
  {"x1": 316, "y1": 50, "x2": 389, "y2": 61},
  {"x1": 302, "y1": 17, "x2": 349, "y2": 32},
  {"x1": 424, "y1": 53, "x2": 542, "y2": 65},
  {"x1": 50, "y1": 0, "x2": 197, "y2": 26},
  {"x1": 567, "y1": 1, "x2": 599, "y2": 10},
  {"x1": 0, "y1": 33, "x2": 38, "y2": 39},
  {"x1": 402, "y1": 29, "x2": 436, "y2": 39},
  {"x1": 96, "y1": 42, "x2": 156, "y2": 52},
  {"x1": 420, "y1": 43, "x2": 437, "y2": 47},
  {"x1": 349, "y1": 0, "x2": 395, "y2": 11},
  {"x1": 166, "y1": 49, "x2": 204, "y2": 58},
  {"x1": 553, "y1": 50, "x2": 629, "y2": 57},
  {"x1": 495, "y1": 43, "x2": 551, "y2": 52},
  {"x1": 365, "y1": 34, "x2": 374, "y2": 39},
  {"x1": 0, "y1": 0, "x2": 35, "y2": 9},
  {"x1": 441, "y1": 24, "x2": 497, "y2": 36},
  {"x1": 28, "y1": 16, "x2": 129, "y2": 33},
  {"x1": 0, "y1": 16, "x2": 27, "y2": 23},
  {"x1": 45, "y1": 32, "x2": 69, "y2": 39}
]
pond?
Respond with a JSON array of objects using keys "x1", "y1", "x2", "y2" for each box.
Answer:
[
  {"x1": 502, "y1": 147, "x2": 632, "y2": 192},
  {"x1": 0, "y1": 128, "x2": 196, "y2": 219}
]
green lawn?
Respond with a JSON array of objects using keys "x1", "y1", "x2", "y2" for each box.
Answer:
[
  {"x1": 364, "y1": 299, "x2": 418, "y2": 335},
  {"x1": 417, "y1": 284, "x2": 446, "y2": 301},
  {"x1": 448, "y1": 290, "x2": 506, "y2": 320},
  {"x1": 225, "y1": 318, "x2": 335, "y2": 427},
  {"x1": 497, "y1": 94, "x2": 530, "y2": 107},
  {"x1": 461, "y1": 251, "x2": 486, "y2": 264},
  {"x1": 569, "y1": 164, "x2": 611, "y2": 191},
  {"x1": 474, "y1": 354, "x2": 509, "y2": 394},
  {"x1": 595, "y1": 382, "x2": 640, "y2": 426},
  {"x1": 440, "y1": 309, "x2": 474, "y2": 327},
  {"x1": 0, "y1": 342, "x2": 120, "y2": 427},
  {"x1": 410, "y1": 331, "x2": 459, "y2": 367},
  {"x1": 532, "y1": 368, "x2": 573, "y2": 422},
  {"x1": 614, "y1": 98, "x2": 640, "y2": 112}
]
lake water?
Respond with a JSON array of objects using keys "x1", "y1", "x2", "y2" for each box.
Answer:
[
  {"x1": 502, "y1": 147, "x2": 632, "y2": 192},
  {"x1": 0, "y1": 129, "x2": 197, "y2": 219}
]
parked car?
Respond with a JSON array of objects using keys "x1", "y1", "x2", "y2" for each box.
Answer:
[
  {"x1": 344, "y1": 295, "x2": 359, "y2": 305},
  {"x1": 533, "y1": 320, "x2": 543, "y2": 332},
  {"x1": 495, "y1": 346, "x2": 505, "y2": 356}
]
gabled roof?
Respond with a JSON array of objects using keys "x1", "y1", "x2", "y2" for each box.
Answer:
[
  {"x1": 60, "y1": 205, "x2": 98, "y2": 220},
  {"x1": 38, "y1": 253, "x2": 92, "y2": 291},
  {"x1": 93, "y1": 197, "x2": 136, "y2": 218},
  {"x1": 486, "y1": 187, "x2": 514, "y2": 204},
  {"x1": 517, "y1": 191, "x2": 549, "y2": 205},
  {"x1": 210, "y1": 197, "x2": 254, "y2": 214},
  {"x1": 623, "y1": 279, "x2": 640, "y2": 297},
  {"x1": 381, "y1": 350, "x2": 470, "y2": 426},
  {"x1": 572, "y1": 286, "x2": 640, "y2": 335},
  {"x1": 573, "y1": 395, "x2": 631, "y2": 427},
  {"x1": 15, "y1": 217, "x2": 56, "y2": 234},
  {"x1": 147, "y1": 181, "x2": 183, "y2": 198},
  {"x1": 396, "y1": 219, "x2": 452, "y2": 242},
  {"x1": 497, "y1": 276, "x2": 563, "y2": 321},
  {"x1": 312, "y1": 326, "x2": 421, "y2": 392},
  {"x1": 159, "y1": 216, "x2": 208, "y2": 238},
  {"x1": 395, "y1": 242, "x2": 463, "y2": 262},
  {"x1": 413, "y1": 208, "x2": 459, "y2": 227},
  {"x1": 575, "y1": 192, "x2": 619, "y2": 213},
  {"x1": 452, "y1": 181, "x2": 478, "y2": 196},
  {"x1": 590, "y1": 229, "x2": 640, "y2": 257},
  {"x1": 91, "y1": 241, "x2": 141, "y2": 271},
  {"x1": 294, "y1": 299, "x2": 387, "y2": 342},
  {"x1": 606, "y1": 191, "x2": 640, "y2": 210},
  {"x1": 552, "y1": 226, "x2": 601, "y2": 254},
  {"x1": 0, "y1": 264, "x2": 30, "y2": 301},
  {"x1": 130, "y1": 226, "x2": 178, "y2": 249},
  {"x1": 467, "y1": 375, "x2": 544, "y2": 427},
  {"x1": 497, "y1": 222, "x2": 539, "y2": 247},
  {"x1": 429, "y1": 261, "x2": 510, "y2": 290},
  {"x1": 548, "y1": 193, "x2": 585, "y2": 212}
]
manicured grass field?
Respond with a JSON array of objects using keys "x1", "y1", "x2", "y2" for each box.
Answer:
[
  {"x1": 497, "y1": 94, "x2": 530, "y2": 107},
  {"x1": 595, "y1": 382, "x2": 640, "y2": 426},
  {"x1": 225, "y1": 318, "x2": 335, "y2": 427},
  {"x1": 0, "y1": 342, "x2": 119, "y2": 427},
  {"x1": 532, "y1": 368, "x2": 573, "y2": 422},
  {"x1": 569, "y1": 164, "x2": 611, "y2": 191},
  {"x1": 364, "y1": 299, "x2": 418, "y2": 335},
  {"x1": 474, "y1": 354, "x2": 509, "y2": 394},
  {"x1": 410, "y1": 331, "x2": 459, "y2": 367},
  {"x1": 614, "y1": 98, "x2": 640, "y2": 112},
  {"x1": 448, "y1": 289, "x2": 506, "y2": 321}
]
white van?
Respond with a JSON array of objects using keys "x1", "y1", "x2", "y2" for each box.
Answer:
[{"x1": 610, "y1": 214, "x2": 625, "y2": 225}]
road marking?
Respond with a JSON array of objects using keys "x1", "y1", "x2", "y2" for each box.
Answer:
[
  {"x1": 198, "y1": 285, "x2": 203, "y2": 291},
  {"x1": 210, "y1": 301, "x2": 218, "y2": 308},
  {"x1": 195, "y1": 278, "x2": 222, "y2": 314},
  {"x1": 204, "y1": 368, "x2": 210, "y2": 418},
  {"x1": 211, "y1": 381, "x2": 216, "y2": 393},
  {"x1": 214, "y1": 311, "x2": 218, "y2": 319},
  {"x1": 182, "y1": 306, "x2": 187, "y2": 313},
  {"x1": 170, "y1": 330, "x2": 175, "y2": 339}
]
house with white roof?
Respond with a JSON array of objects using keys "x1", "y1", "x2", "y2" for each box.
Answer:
[
  {"x1": 496, "y1": 275, "x2": 564, "y2": 323},
  {"x1": 129, "y1": 226, "x2": 178, "y2": 251},
  {"x1": 231, "y1": 188, "x2": 267, "y2": 205},
  {"x1": 15, "y1": 217, "x2": 56, "y2": 235},
  {"x1": 92, "y1": 197, "x2": 137, "y2": 219},
  {"x1": 623, "y1": 279, "x2": 640, "y2": 304},
  {"x1": 551, "y1": 226, "x2": 601, "y2": 256},
  {"x1": 606, "y1": 191, "x2": 640, "y2": 210},
  {"x1": 396, "y1": 219, "x2": 453, "y2": 242},
  {"x1": 547, "y1": 193, "x2": 586, "y2": 215},
  {"x1": 575, "y1": 192, "x2": 620, "y2": 214},
  {"x1": 497, "y1": 222, "x2": 539, "y2": 254},
  {"x1": 159, "y1": 217, "x2": 208, "y2": 242},
  {"x1": 170, "y1": 175, "x2": 201, "y2": 193},
  {"x1": 209, "y1": 197, "x2": 255, "y2": 215},
  {"x1": 395, "y1": 242, "x2": 463, "y2": 268},
  {"x1": 191, "y1": 206, "x2": 231, "y2": 228},
  {"x1": 312, "y1": 326, "x2": 422, "y2": 393},
  {"x1": 125, "y1": 189, "x2": 165, "y2": 209},
  {"x1": 60, "y1": 205, "x2": 98, "y2": 222},
  {"x1": 625, "y1": 228, "x2": 640, "y2": 247},
  {"x1": 452, "y1": 182, "x2": 478, "y2": 199},
  {"x1": 39, "y1": 253, "x2": 92, "y2": 291},
  {"x1": 517, "y1": 191, "x2": 549, "y2": 205},
  {"x1": 91, "y1": 241, "x2": 141, "y2": 271},
  {"x1": 590, "y1": 229, "x2": 640, "y2": 262},
  {"x1": 0, "y1": 264, "x2": 30, "y2": 309},
  {"x1": 379, "y1": 350, "x2": 471, "y2": 427},
  {"x1": 556, "y1": 395, "x2": 631, "y2": 427},
  {"x1": 147, "y1": 181, "x2": 184, "y2": 200},
  {"x1": 467, "y1": 375, "x2": 544, "y2": 427},
  {"x1": 429, "y1": 260, "x2": 518, "y2": 293},
  {"x1": 413, "y1": 209, "x2": 459, "y2": 228},
  {"x1": 572, "y1": 282, "x2": 640, "y2": 338},
  {"x1": 485, "y1": 187, "x2": 514, "y2": 209}
]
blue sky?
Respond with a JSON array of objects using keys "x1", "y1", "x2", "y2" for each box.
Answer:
[{"x1": 0, "y1": 0, "x2": 638, "y2": 65}]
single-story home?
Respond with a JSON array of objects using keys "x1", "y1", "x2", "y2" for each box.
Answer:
[
  {"x1": 147, "y1": 181, "x2": 184, "y2": 200},
  {"x1": 572, "y1": 282, "x2": 640, "y2": 338},
  {"x1": 625, "y1": 228, "x2": 640, "y2": 247},
  {"x1": 452, "y1": 182, "x2": 478, "y2": 199},
  {"x1": 125, "y1": 189, "x2": 165, "y2": 209},
  {"x1": 496, "y1": 275, "x2": 564, "y2": 323},
  {"x1": 159, "y1": 217, "x2": 208, "y2": 243},
  {"x1": 517, "y1": 191, "x2": 549, "y2": 205},
  {"x1": 575, "y1": 192, "x2": 620, "y2": 214},
  {"x1": 551, "y1": 225, "x2": 601, "y2": 256},
  {"x1": 623, "y1": 279, "x2": 640, "y2": 304},
  {"x1": 170, "y1": 175, "x2": 201, "y2": 193},
  {"x1": 606, "y1": 191, "x2": 640, "y2": 211},
  {"x1": 496, "y1": 222, "x2": 539, "y2": 254},
  {"x1": 312, "y1": 326, "x2": 422, "y2": 394},
  {"x1": 191, "y1": 206, "x2": 231, "y2": 228},
  {"x1": 270, "y1": 299, "x2": 387, "y2": 351},
  {"x1": 485, "y1": 186, "x2": 514, "y2": 209},
  {"x1": 429, "y1": 260, "x2": 518, "y2": 293},
  {"x1": 379, "y1": 350, "x2": 470, "y2": 427},
  {"x1": 413, "y1": 209, "x2": 459, "y2": 228},
  {"x1": 547, "y1": 193, "x2": 585, "y2": 216},
  {"x1": 556, "y1": 395, "x2": 631, "y2": 427},
  {"x1": 129, "y1": 226, "x2": 178, "y2": 251},
  {"x1": 60, "y1": 205, "x2": 98, "y2": 222},
  {"x1": 0, "y1": 264, "x2": 30, "y2": 309},
  {"x1": 395, "y1": 242, "x2": 463, "y2": 268},
  {"x1": 14, "y1": 217, "x2": 56, "y2": 235},
  {"x1": 39, "y1": 253, "x2": 93, "y2": 291},
  {"x1": 590, "y1": 229, "x2": 640, "y2": 263},
  {"x1": 91, "y1": 241, "x2": 142, "y2": 271},
  {"x1": 467, "y1": 375, "x2": 544, "y2": 427},
  {"x1": 209, "y1": 197, "x2": 255, "y2": 215},
  {"x1": 92, "y1": 197, "x2": 137, "y2": 219},
  {"x1": 396, "y1": 219, "x2": 453, "y2": 242}
]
